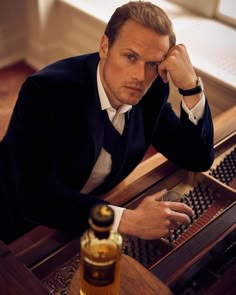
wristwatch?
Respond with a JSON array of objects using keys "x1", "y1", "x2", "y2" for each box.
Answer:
[{"x1": 178, "y1": 77, "x2": 204, "y2": 96}]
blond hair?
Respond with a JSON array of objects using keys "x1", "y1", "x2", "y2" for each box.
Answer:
[{"x1": 105, "y1": 1, "x2": 176, "y2": 49}]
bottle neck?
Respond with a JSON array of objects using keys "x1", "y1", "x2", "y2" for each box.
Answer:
[
  {"x1": 94, "y1": 229, "x2": 110, "y2": 239},
  {"x1": 89, "y1": 218, "x2": 112, "y2": 239}
]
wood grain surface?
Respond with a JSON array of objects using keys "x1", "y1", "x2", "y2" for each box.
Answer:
[{"x1": 68, "y1": 254, "x2": 173, "y2": 295}]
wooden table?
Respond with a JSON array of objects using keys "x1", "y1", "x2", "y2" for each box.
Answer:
[
  {"x1": 0, "y1": 240, "x2": 49, "y2": 295},
  {"x1": 2, "y1": 235, "x2": 172, "y2": 295},
  {"x1": 68, "y1": 254, "x2": 173, "y2": 295}
]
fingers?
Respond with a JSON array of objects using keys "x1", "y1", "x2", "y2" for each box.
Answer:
[
  {"x1": 158, "y1": 43, "x2": 197, "y2": 89},
  {"x1": 158, "y1": 44, "x2": 184, "y2": 82},
  {"x1": 149, "y1": 189, "x2": 168, "y2": 201},
  {"x1": 158, "y1": 67, "x2": 168, "y2": 83},
  {"x1": 119, "y1": 190, "x2": 195, "y2": 240},
  {"x1": 170, "y1": 211, "x2": 192, "y2": 226},
  {"x1": 166, "y1": 202, "x2": 194, "y2": 226},
  {"x1": 168, "y1": 201, "x2": 194, "y2": 217},
  {"x1": 158, "y1": 56, "x2": 170, "y2": 83},
  {"x1": 169, "y1": 221, "x2": 179, "y2": 230},
  {"x1": 148, "y1": 190, "x2": 194, "y2": 224}
]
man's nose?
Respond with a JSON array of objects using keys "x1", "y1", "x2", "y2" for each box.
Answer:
[{"x1": 132, "y1": 63, "x2": 145, "y2": 81}]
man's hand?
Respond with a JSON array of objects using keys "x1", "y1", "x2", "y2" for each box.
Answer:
[
  {"x1": 118, "y1": 189, "x2": 194, "y2": 240},
  {"x1": 158, "y1": 44, "x2": 202, "y2": 109},
  {"x1": 158, "y1": 44, "x2": 197, "y2": 89}
]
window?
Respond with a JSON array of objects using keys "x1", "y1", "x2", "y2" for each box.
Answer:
[
  {"x1": 167, "y1": 0, "x2": 235, "y2": 27},
  {"x1": 217, "y1": 0, "x2": 236, "y2": 27}
]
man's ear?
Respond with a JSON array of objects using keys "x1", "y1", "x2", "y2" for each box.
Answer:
[{"x1": 99, "y1": 34, "x2": 109, "y2": 59}]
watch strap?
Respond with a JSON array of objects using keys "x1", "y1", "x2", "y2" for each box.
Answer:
[{"x1": 178, "y1": 77, "x2": 203, "y2": 96}]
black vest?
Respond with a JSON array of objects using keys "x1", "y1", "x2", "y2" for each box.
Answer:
[{"x1": 92, "y1": 105, "x2": 146, "y2": 194}]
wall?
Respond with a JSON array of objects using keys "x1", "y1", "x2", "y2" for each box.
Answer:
[
  {"x1": 0, "y1": 0, "x2": 235, "y2": 116},
  {"x1": 0, "y1": 0, "x2": 27, "y2": 68},
  {"x1": 26, "y1": 0, "x2": 58, "y2": 69},
  {"x1": 168, "y1": 0, "x2": 219, "y2": 17},
  {"x1": 25, "y1": 0, "x2": 106, "y2": 69}
]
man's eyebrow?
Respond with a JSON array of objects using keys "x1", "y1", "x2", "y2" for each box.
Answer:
[
  {"x1": 124, "y1": 48, "x2": 165, "y2": 63},
  {"x1": 124, "y1": 48, "x2": 140, "y2": 56}
]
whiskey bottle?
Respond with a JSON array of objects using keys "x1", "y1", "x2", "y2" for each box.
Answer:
[{"x1": 79, "y1": 204, "x2": 123, "y2": 295}]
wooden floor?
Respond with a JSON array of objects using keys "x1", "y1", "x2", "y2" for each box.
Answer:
[{"x1": 0, "y1": 61, "x2": 36, "y2": 140}]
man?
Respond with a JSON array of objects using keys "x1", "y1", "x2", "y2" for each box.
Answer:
[{"x1": 0, "y1": 1, "x2": 214, "y2": 243}]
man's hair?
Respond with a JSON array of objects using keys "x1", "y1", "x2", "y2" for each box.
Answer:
[{"x1": 104, "y1": 1, "x2": 176, "y2": 49}]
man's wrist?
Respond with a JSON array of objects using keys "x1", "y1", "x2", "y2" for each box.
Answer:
[
  {"x1": 179, "y1": 77, "x2": 204, "y2": 96},
  {"x1": 117, "y1": 209, "x2": 136, "y2": 236},
  {"x1": 182, "y1": 92, "x2": 203, "y2": 110},
  {"x1": 108, "y1": 205, "x2": 126, "y2": 232},
  {"x1": 181, "y1": 92, "x2": 206, "y2": 124}
]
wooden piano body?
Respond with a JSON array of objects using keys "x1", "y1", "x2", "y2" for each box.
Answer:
[{"x1": 6, "y1": 106, "x2": 236, "y2": 294}]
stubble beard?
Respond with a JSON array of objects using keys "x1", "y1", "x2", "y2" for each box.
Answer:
[{"x1": 102, "y1": 61, "x2": 126, "y2": 107}]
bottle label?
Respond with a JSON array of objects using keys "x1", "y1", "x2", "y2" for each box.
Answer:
[{"x1": 84, "y1": 260, "x2": 115, "y2": 286}]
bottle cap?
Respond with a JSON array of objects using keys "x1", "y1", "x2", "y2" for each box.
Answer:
[{"x1": 89, "y1": 204, "x2": 114, "y2": 231}]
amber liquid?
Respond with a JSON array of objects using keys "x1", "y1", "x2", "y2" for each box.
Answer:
[{"x1": 80, "y1": 231, "x2": 122, "y2": 295}]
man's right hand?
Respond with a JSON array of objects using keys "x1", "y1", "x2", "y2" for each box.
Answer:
[{"x1": 118, "y1": 189, "x2": 194, "y2": 240}]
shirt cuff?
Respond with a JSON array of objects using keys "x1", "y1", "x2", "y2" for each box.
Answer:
[
  {"x1": 181, "y1": 93, "x2": 206, "y2": 125},
  {"x1": 108, "y1": 205, "x2": 125, "y2": 232}
]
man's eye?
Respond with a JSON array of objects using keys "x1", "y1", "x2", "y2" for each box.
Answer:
[{"x1": 126, "y1": 54, "x2": 136, "y2": 61}]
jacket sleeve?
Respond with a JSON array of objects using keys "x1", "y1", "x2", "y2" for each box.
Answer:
[
  {"x1": 6, "y1": 77, "x2": 107, "y2": 235},
  {"x1": 151, "y1": 98, "x2": 214, "y2": 172}
]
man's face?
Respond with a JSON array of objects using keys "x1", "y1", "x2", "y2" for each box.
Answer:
[{"x1": 99, "y1": 19, "x2": 170, "y2": 109}]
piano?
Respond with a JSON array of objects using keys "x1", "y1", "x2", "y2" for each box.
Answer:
[{"x1": 6, "y1": 105, "x2": 236, "y2": 295}]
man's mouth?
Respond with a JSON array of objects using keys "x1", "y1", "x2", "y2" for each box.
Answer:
[{"x1": 125, "y1": 85, "x2": 143, "y2": 92}]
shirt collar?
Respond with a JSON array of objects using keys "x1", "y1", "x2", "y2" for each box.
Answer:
[{"x1": 97, "y1": 63, "x2": 132, "y2": 114}]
